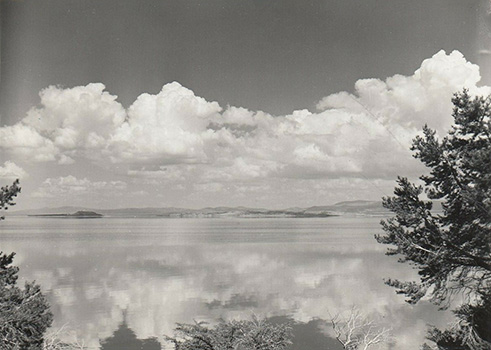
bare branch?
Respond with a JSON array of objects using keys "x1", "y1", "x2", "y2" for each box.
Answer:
[{"x1": 330, "y1": 307, "x2": 391, "y2": 350}]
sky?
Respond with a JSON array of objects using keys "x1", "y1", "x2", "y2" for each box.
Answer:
[{"x1": 0, "y1": 0, "x2": 490, "y2": 210}]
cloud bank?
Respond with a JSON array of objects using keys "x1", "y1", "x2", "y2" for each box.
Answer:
[
  {"x1": 1, "y1": 50, "x2": 488, "y2": 206},
  {"x1": 32, "y1": 175, "x2": 127, "y2": 199},
  {"x1": 0, "y1": 161, "x2": 27, "y2": 180}
]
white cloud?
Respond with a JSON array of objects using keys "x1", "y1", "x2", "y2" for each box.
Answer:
[
  {"x1": 0, "y1": 161, "x2": 28, "y2": 180},
  {"x1": 32, "y1": 175, "x2": 127, "y2": 199},
  {"x1": 0, "y1": 124, "x2": 58, "y2": 162},
  {"x1": 317, "y1": 50, "x2": 489, "y2": 135},
  {"x1": 58, "y1": 154, "x2": 75, "y2": 165},
  {"x1": 108, "y1": 82, "x2": 222, "y2": 164},
  {"x1": 1, "y1": 50, "x2": 488, "y2": 203},
  {"x1": 0, "y1": 83, "x2": 126, "y2": 163}
]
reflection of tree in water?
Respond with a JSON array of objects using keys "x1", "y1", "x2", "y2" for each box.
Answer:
[
  {"x1": 100, "y1": 312, "x2": 161, "y2": 350},
  {"x1": 268, "y1": 316, "x2": 343, "y2": 350},
  {"x1": 99, "y1": 313, "x2": 342, "y2": 350}
]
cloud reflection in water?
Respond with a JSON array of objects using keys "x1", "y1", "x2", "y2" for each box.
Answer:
[{"x1": 1, "y1": 217, "x2": 452, "y2": 349}]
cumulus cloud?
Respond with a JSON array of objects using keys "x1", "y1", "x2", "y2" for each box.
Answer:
[
  {"x1": 109, "y1": 82, "x2": 222, "y2": 164},
  {"x1": 317, "y1": 50, "x2": 487, "y2": 135},
  {"x1": 0, "y1": 124, "x2": 59, "y2": 162},
  {"x1": 0, "y1": 83, "x2": 126, "y2": 163},
  {"x1": 0, "y1": 161, "x2": 28, "y2": 180},
  {"x1": 1, "y1": 50, "x2": 488, "y2": 191},
  {"x1": 32, "y1": 175, "x2": 127, "y2": 199}
]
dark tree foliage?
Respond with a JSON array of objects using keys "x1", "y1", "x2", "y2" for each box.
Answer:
[
  {"x1": 426, "y1": 297, "x2": 491, "y2": 350},
  {"x1": 0, "y1": 252, "x2": 53, "y2": 349},
  {"x1": 0, "y1": 179, "x2": 21, "y2": 220},
  {"x1": 0, "y1": 180, "x2": 53, "y2": 349},
  {"x1": 376, "y1": 90, "x2": 491, "y2": 350},
  {"x1": 166, "y1": 316, "x2": 292, "y2": 350}
]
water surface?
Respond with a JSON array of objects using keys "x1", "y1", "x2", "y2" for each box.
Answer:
[{"x1": 0, "y1": 216, "x2": 450, "y2": 349}]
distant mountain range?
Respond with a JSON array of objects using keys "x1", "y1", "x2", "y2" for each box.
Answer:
[
  {"x1": 28, "y1": 211, "x2": 103, "y2": 218},
  {"x1": 6, "y1": 200, "x2": 428, "y2": 218}
]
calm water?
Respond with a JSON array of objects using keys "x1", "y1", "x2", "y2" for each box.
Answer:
[{"x1": 0, "y1": 216, "x2": 450, "y2": 349}]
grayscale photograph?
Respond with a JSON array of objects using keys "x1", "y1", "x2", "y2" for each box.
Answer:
[{"x1": 0, "y1": 1, "x2": 490, "y2": 350}]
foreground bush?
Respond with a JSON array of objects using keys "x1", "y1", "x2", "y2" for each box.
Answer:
[
  {"x1": 0, "y1": 252, "x2": 53, "y2": 350},
  {"x1": 166, "y1": 315, "x2": 292, "y2": 350},
  {"x1": 1, "y1": 180, "x2": 53, "y2": 349}
]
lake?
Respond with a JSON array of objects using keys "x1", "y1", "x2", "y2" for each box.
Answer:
[{"x1": 0, "y1": 216, "x2": 451, "y2": 349}]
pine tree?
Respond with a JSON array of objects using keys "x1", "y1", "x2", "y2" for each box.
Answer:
[
  {"x1": 0, "y1": 180, "x2": 53, "y2": 349},
  {"x1": 376, "y1": 90, "x2": 491, "y2": 349},
  {"x1": 0, "y1": 179, "x2": 21, "y2": 221}
]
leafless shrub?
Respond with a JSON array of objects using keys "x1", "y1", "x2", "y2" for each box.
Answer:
[
  {"x1": 43, "y1": 326, "x2": 87, "y2": 350},
  {"x1": 329, "y1": 307, "x2": 391, "y2": 350}
]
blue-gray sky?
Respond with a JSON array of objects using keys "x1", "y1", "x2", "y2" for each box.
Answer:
[{"x1": 0, "y1": 0, "x2": 489, "y2": 209}]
